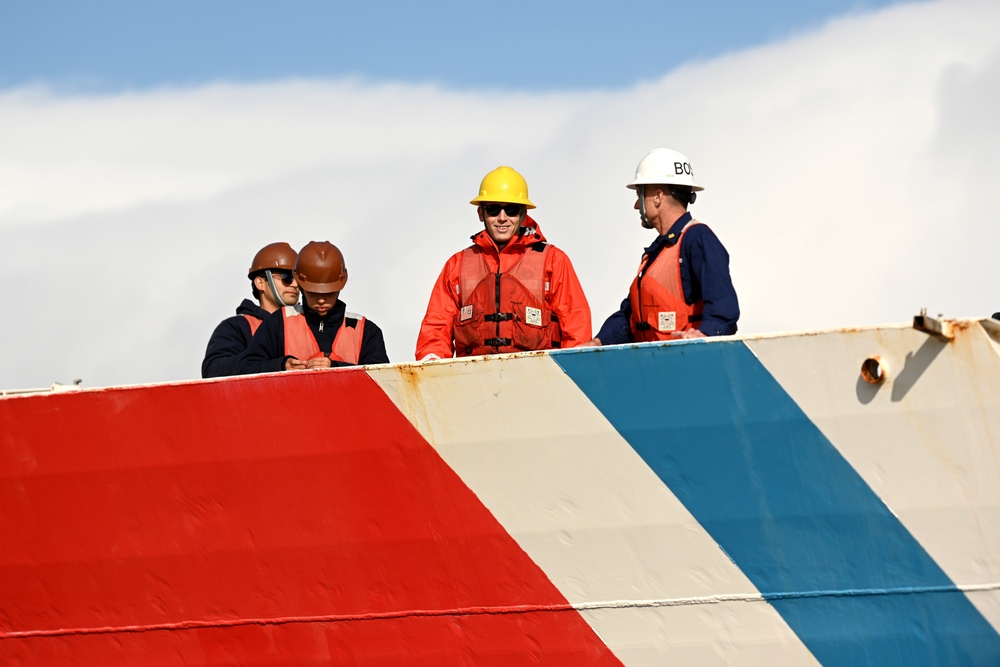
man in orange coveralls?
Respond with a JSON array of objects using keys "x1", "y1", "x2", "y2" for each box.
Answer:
[{"x1": 416, "y1": 166, "x2": 591, "y2": 360}]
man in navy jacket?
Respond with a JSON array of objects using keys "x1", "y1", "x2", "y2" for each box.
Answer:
[
  {"x1": 584, "y1": 148, "x2": 739, "y2": 346},
  {"x1": 201, "y1": 242, "x2": 300, "y2": 378}
]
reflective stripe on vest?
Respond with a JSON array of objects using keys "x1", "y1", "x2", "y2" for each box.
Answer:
[
  {"x1": 242, "y1": 314, "x2": 263, "y2": 337},
  {"x1": 281, "y1": 305, "x2": 366, "y2": 364},
  {"x1": 629, "y1": 221, "x2": 705, "y2": 342},
  {"x1": 453, "y1": 242, "x2": 561, "y2": 356}
]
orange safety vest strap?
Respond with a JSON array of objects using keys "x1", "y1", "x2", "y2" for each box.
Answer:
[
  {"x1": 282, "y1": 306, "x2": 324, "y2": 360},
  {"x1": 629, "y1": 222, "x2": 705, "y2": 342},
  {"x1": 242, "y1": 314, "x2": 263, "y2": 337},
  {"x1": 458, "y1": 247, "x2": 490, "y2": 309},
  {"x1": 329, "y1": 314, "x2": 366, "y2": 364}
]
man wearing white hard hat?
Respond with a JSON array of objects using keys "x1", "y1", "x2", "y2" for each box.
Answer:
[{"x1": 584, "y1": 148, "x2": 739, "y2": 346}]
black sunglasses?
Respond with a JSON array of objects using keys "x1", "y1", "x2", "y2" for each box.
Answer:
[
  {"x1": 482, "y1": 203, "x2": 524, "y2": 217},
  {"x1": 268, "y1": 270, "x2": 295, "y2": 286}
]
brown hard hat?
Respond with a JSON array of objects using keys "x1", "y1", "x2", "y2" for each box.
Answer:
[
  {"x1": 294, "y1": 241, "x2": 348, "y2": 292},
  {"x1": 248, "y1": 242, "x2": 297, "y2": 278}
]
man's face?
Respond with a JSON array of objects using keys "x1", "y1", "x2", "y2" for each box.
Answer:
[
  {"x1": 478, "y1": 202, "x2": 526, "y2": 249},
  {"x1": 255, "y1": 270, "x2": 300, "y2": 308},
  {"x1": 302, "y1": 289, "x2": 339, "y2": 317},
  {"x1": 272, "y1": 270, "x2": 300, "y2": 306},
  {"x1": 634, "y1": 185, "x2": 662, "y2": 229}
]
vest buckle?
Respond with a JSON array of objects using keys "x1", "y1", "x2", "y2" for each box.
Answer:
[{"x1": 484, "y1": 337, "x2": 513, "y2": 347}]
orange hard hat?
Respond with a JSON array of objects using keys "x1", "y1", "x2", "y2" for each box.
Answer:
[
  {"x1": 248, "y1": 242, "x2": 297, "y2": 278},
  {"x1": 294, "y1": 241, "x2": 348, "y2": 292}
]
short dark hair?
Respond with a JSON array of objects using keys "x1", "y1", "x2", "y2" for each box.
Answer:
[
  {"x1": 250, "y1": 272, "x2": 264, "y2": 300},
  {"x1": 667, "y1": 185, "x2": 696, "y2": 207}
]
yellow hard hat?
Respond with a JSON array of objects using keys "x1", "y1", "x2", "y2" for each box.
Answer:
[{"x1": 470, "y1": 166, "x2": 536, "y2": 209}]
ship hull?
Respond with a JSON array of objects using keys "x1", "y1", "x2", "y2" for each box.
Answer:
[{"x1": 2, "y1": 320, "x2": 1000, "y2": 665}]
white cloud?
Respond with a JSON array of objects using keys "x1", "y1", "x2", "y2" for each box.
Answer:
[{"x1": 1, "y1": 0, "x2": 997, "y2": 390}]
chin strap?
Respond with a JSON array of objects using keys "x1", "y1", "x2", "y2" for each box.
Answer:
[
  {"x1": 638, "y1": 185, "x2": 654, "y2": 229},
  {"x1": 265, "y1": 270, "x2": 296, "y2": 307}
]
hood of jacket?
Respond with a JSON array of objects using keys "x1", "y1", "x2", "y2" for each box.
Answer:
[
  {"x1": 235, "y1": 298, "x2": 271, "y2": 321},
  {"x1": 470, "y1": 214, "x2": 549, "y2": 255}
]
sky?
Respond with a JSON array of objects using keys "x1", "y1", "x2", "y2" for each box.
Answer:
[
  {"x1": 1, "y1": 0, "x2": 998, "y2": 391},
  {"x1": 2, "y1": 1, "x2": 909, "y2": 92}
]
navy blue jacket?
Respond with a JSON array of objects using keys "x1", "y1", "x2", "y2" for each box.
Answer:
[
  {"x1": 239, "y1": 299, "x2": 389, "y2": 375},
  {"x1": 596, "y1": 212, "x2": 739, "y2": 344},
  {"x1": 202, "y1": 299, "x2": 270, "y2": 379}
]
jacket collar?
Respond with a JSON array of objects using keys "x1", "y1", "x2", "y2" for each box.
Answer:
[
  {"x1": 302, "y1": 298, "x2": 346, "y2": 324},
  {"x1": 236, "y1": 298, "x2": 271, "y2": 320},
  {"x1": 645, "y1": 211, "x2": 693, "y2": 254},
  {"x1": 470, "y1": 215, "x2": 549, "y2": 254}
]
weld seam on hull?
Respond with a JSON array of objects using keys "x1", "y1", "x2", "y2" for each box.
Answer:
[
  {"x1": 5, "y1": 582, "x2": 996, "y2": 641},
  {"x1": 574, "y1": 582, "x2": 1000, "y2": 610}
]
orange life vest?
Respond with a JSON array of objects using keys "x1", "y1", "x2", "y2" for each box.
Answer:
[
  {"x1": 629, "y1": 222, "x2": 705, "y2": 341},
  {"x1": 242, "y1": 314, "x2": 263, "y2": 337},
  {"x1": 281, "y1": 305, "x2": 366, "y2": 364},
  {"x1": 453, "y1": 243, "x2": 561, "y2": 356}
]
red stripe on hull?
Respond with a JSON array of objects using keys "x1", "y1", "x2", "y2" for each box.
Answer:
[{"x1": 0, "y1": 372, "x2": 621, "y2": 664}]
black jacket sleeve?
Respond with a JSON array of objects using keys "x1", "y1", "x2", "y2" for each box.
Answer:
[
  {"x1": 358, "y1": 320, "x2": 390, "y2": 365},
  {"x1": 595, "y1": 296, "x2": 634, "y2": 346},
  {"x1": 683, "y1": 225, "x2": 739, "y2": 336},
  {"x1": 202, "y1": 317, "x2": 253, "y2": 378},
  {"x1": 239, "y1": 310, "x2": 292, "y2": 375}
]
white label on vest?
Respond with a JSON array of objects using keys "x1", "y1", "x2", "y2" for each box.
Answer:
[
  {"x1": 658, "y1": 311, "x2": 677, "y2": 332},
  {"x1": 525, "y1": 306, "x2": 542, "y2": 326},
  {"x1": 460, "y1": 305, "x2": 473, "y2": 322}
]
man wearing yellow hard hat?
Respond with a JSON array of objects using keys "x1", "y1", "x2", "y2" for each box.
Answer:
[{"x1": 416, "y1": 166, "x2": 591, "y2": 359}]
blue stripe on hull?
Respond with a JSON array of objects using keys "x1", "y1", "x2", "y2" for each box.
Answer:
[{"x1": 553, "y1": 342, "x2": 1000, "y2": 666}]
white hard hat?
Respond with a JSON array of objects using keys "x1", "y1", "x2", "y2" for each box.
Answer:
[{"x1": 626, "y1": 147, "x2": 704, "y2": 191}]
